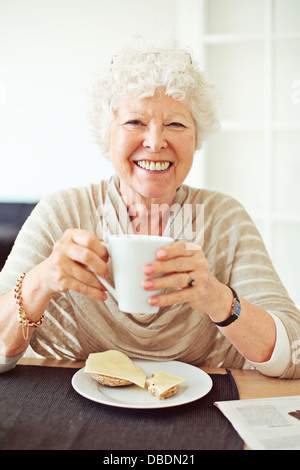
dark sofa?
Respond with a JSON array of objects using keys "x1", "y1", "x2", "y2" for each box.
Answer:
[{"x1": 0, "y1": 203, "x2": 37, "y2": 270}]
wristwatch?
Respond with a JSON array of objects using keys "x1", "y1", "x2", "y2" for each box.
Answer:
[{"x1": 213, "y1": 286, "x2": 241, "y2": 327}]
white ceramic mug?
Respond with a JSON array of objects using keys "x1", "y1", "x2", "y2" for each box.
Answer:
[{"x1": 95, "y1": 234, "x2": 173, "y2": 314}]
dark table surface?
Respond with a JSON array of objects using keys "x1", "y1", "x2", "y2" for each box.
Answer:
[{"x1": 0, "y1": 364, "x2": 243, "y2": 451}]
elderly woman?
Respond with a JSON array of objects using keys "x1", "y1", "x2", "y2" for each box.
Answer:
[{"x1": 0, "y1": 37, "x2": 299, "y2": 378}]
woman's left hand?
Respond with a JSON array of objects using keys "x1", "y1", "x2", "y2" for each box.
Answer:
[{"x1": 142, "y1": 241, "x2": 231, "y2": 317}]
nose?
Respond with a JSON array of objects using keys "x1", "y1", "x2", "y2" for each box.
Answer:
[{"x1": 142, "y1": 124, "x2": 168, "y2": 152}]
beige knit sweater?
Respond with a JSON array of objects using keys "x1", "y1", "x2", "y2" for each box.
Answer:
[{"x1": 1, "y1": 175, "x2": 299, "y2": 378}]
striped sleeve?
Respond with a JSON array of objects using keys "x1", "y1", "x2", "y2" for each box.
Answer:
[
  {"x1": 0, "y1": 188, "x2": 92, "y2": 360},
  {"x1": 202, "y1": 191, "x2": 300, "y2": 379}
]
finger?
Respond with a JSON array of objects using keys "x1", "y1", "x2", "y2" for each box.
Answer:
[
  {"x1": 66, "y1": 276, "x2": 108, "y2": 302},
  {"x1": 65, "y1": 229, "x2": 109, "y2": 262},
  {"x1": 64, "y1": 261, "x2": 107, "y2": 291},
  {"x1": 144, "y1": 241, "x2": 202, "y2": 276},
  {"x1": 50, "y1": 261, "x2": 108, "y2": 301},
  {"x1": 156, "y1": 241, "x2": 201, "y2": 260},
  {"x1": 144, "y1": 253, "x2": 201, "y2": 277},
  {"x1": 63, "y1": 237, "x2": 109, "y2": 277},
  {"x1": 143, "y1": 271, "x2": 192, "y2": 291},
  {"x1": 148, "y1": 285, "x2": 198, "y2": 308}
]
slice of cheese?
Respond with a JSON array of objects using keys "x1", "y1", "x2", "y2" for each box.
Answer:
[
  {"x1": 146, "y1": 370, "x2": 185, "y2": 395},
  {"x1": 84, "y1": 350, "x2": 146, "y2": 388}
]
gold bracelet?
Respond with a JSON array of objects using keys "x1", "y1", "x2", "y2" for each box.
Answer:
[{"x1": 14, "y1": 272, "x2": 44, "y2": 340}]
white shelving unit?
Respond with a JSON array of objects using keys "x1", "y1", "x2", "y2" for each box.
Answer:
[{"x1": 177, "y1": 0, "x2": 300, "y2": 309}]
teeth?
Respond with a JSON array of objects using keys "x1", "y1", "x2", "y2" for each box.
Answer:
[{"x1": 136, "y1": 160, "x2": 171, "y2": 171}]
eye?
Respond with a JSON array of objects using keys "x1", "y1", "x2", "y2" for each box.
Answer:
[
  {"x1": 125, "y1": 119, "x2": 144, "y2": 127},
  {"x1": 166, "y1": 122, "x2": 186, "y2": 128}
]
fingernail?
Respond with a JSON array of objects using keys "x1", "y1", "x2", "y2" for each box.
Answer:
[
  {"x1": 144, "y1": 264, "x2": 154, "y2": 275},
  {"x1": 148, "y1": 296, "x2": 158, "y2": 306},
  {"x1": 157, "y1": 249, "x2": 167, "y2": 259},
  {"x1": 143, "y1": 279, "x2": 154, "y2": 289}
]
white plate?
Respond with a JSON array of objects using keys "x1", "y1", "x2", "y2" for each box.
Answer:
[{"x1": 71, "y1": 360, "x2": 212, "y2": 409}]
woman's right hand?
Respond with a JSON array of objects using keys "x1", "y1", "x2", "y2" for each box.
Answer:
[
  {"x1": 1, "y1": 228, "x2": 109, "y2": 357},
  {"x1": 40, "y1": 228, "x2": 109, "y2": 302}
]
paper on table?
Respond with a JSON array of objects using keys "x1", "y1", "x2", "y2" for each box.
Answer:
[{"x1": 214, "y1": 396, "x2": 300, "y2": 450}]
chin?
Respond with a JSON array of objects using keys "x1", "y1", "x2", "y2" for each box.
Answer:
[{"x1": 135, "y1": 182, "x2": 171, "y2": 199}]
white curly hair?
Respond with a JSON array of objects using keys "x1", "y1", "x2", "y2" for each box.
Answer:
[{"x1": 88, "y1": 34, "x2": 219, "y2": 157}]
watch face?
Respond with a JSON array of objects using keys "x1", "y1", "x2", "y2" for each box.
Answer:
[{"x1": 233, "y1": 299, "x2": 241, "y2": 317}]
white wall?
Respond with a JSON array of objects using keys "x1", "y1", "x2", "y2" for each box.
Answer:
[{"x1": 0, "y1": 0, "x2": 177, "y2": 201}]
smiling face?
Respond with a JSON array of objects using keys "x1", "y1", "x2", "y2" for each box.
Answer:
[{"x1": 108, "y1": 88, "x2": 196, "y2": 207}]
